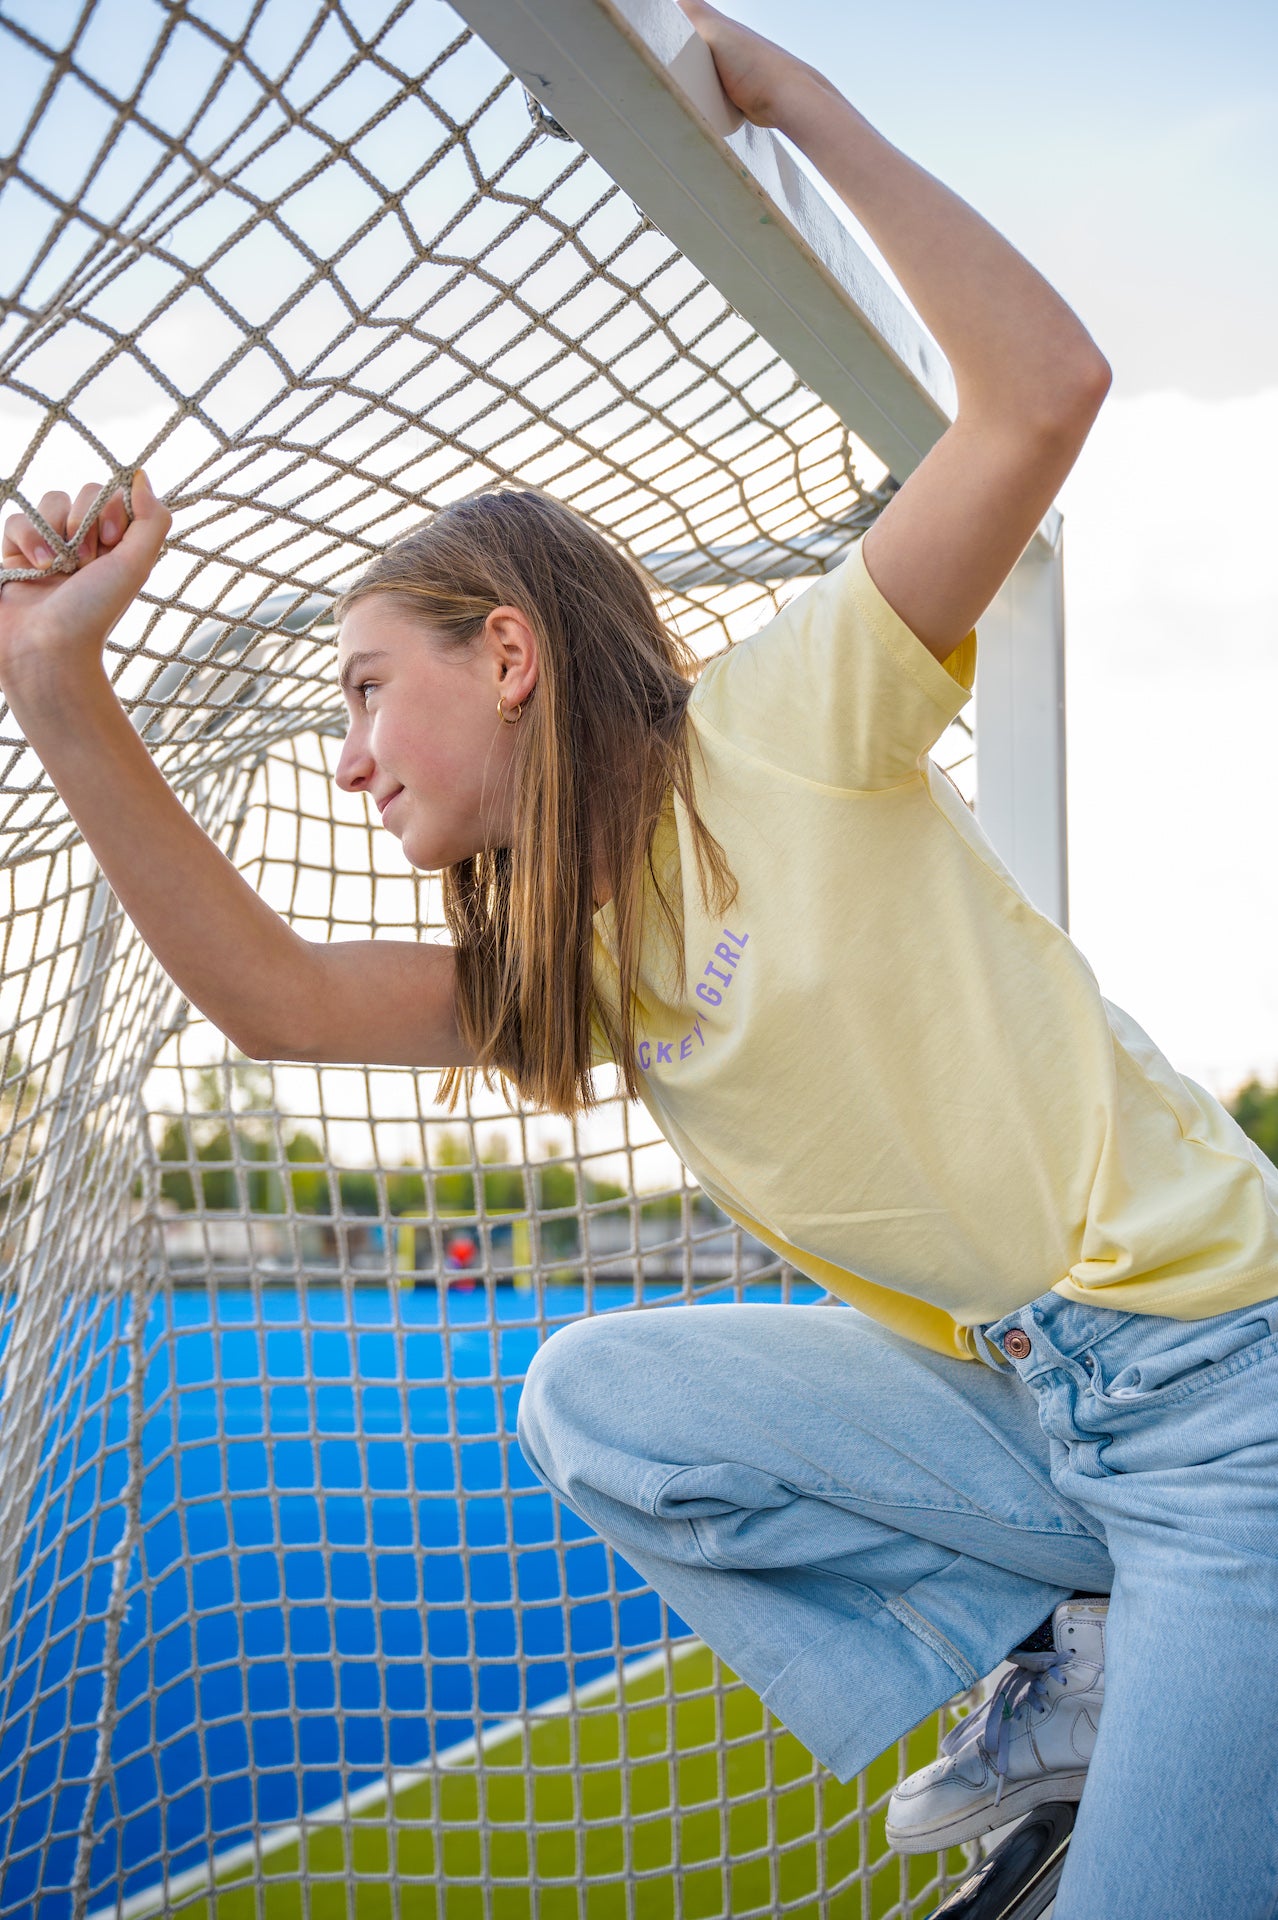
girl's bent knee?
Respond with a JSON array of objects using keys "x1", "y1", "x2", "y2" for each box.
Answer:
[
  {"x1": 517, "y1": 1313, "x2": 623, "y2": 1488},
  {"x1": 517, "y1": 1306, "x2": 743, "y2": 1496}
]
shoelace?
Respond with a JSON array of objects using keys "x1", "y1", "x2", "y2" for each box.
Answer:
[{"x1": 939, "y1": 1649, "x2": 1074, "y2": 1807}]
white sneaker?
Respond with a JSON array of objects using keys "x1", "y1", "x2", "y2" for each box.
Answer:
[{"x1": 885, "y1": 1598, "x2": 1108, "y2": 1855}]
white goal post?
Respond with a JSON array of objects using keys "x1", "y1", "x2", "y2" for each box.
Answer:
[{"x1": 454, "y1": 0, "x2": 1069, "y2": 925}]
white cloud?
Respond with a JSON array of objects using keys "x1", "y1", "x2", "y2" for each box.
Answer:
[{"x1": 1057, "y1": 386, "x2": 1278, "y2": 1098}]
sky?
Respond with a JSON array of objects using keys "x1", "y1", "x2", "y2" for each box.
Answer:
[{"x1": 717, "y1": 0, "x2": 1278, "y2": 1098}]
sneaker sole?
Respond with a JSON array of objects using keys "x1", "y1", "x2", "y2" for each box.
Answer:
[{"x1": 885, "y1": 1771, "x2": 1090, "y2": 1855}]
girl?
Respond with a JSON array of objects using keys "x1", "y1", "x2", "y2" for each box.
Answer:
[{"x1": 2, "y1": 6, "x2": 1276, "y2": 1915}]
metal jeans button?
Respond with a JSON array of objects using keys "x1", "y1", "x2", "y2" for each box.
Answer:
[{"x1": 1002, "y1": 1329, "x2": 1032, "y2": 1360}]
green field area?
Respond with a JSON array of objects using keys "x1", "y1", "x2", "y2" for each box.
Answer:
[{"x1": 175, "y1": 1649, "x2": 968, "y2": 1919}]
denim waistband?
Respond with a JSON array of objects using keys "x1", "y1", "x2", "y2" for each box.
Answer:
[
  {"x1": 971, "y1": 1284, "x2": 1278, "y2": 1382},
  {"x1": 971, "y1": 1288, "x2": 1137, "y2": 1377}
]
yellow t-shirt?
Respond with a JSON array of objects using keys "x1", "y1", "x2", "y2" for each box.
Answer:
[{"x1": 590, "y1": 536, "x2": 1278, "y2": 1361}]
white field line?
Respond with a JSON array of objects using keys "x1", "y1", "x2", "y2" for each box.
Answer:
[{"x1": 86, "y1": 1640, "x2": 702, "y2": 1920}]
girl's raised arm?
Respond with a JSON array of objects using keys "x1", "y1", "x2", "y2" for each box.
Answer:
[
  {"x1": 679, "y1": 0, "x2": 1111, "y2": 663},
  {"x1": 0, "y1": 481, "x2": 472, "y2": 1069}
]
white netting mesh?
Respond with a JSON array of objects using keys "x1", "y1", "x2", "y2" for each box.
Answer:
[{"x1": 0, "y1": 2, "x2": 978, "y2": 1914}]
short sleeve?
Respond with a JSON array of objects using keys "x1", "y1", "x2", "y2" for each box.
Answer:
[{"x1": 689, "y1": 535, "x2": 976, "y2": 792}]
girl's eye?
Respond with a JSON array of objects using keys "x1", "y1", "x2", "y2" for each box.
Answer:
[{"x1": 356, "y1": 682, "x2": 377, "y2": 701}]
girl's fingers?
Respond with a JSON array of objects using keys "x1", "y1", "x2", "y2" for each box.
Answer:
[
  {"x1": 68, "y1": 482, "x2": 103, "y2": 563},
  {"x1": 2, "y1": 513, "x2": 55, "y2": 571},
  {"x1": 36, "y1": 491, "x2": 72, "y2": 545},
  {"x1": 68, "y1": 482, "x2": 100, "y2": 531},
  {"x1": 127, "y1": 471, "x2": 173, "y2": 552},
  {"x1": 2, "y1": 476, "x2": 165, "y2": 580},
  {"x1": 3, "y1": 514, "x2": 31, "y2": 565},
  {"x1": 98, "y1": 488, "x2": 127, "y2": 548}
]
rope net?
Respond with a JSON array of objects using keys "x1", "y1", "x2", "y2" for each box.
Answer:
[{"x1": 0, "y1": 1, "x2": 978, "y2": 1913}]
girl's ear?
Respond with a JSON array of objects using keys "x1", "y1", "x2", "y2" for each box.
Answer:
[{"x1": 487, "y1": 605, "x2": 540, "y2": 705}]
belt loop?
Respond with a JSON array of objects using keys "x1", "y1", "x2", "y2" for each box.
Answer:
[{"x1": 970, "y1": 1323, "x2": 1010, "y2": 1370}]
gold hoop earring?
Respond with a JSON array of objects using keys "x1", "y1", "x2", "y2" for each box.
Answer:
[{"x1": 497, "y1": 695, "x2": 523, "y2": 725}]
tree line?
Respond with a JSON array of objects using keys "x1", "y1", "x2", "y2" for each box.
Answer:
[{"x1": 10, "y1": 1050, "x2": 1278, "y2": 1245}]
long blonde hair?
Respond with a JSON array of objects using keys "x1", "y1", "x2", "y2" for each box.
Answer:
[{"x1": 335, "y1": 488, "x2": 737, "y2": 1116}]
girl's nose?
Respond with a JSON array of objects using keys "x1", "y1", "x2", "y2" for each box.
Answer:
[{"x1": 334, "y1": 730, "x2": 375, "y2": 794}]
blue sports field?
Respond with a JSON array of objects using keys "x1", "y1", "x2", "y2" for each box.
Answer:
[{"x1": 0, "y1": 1275, "x2": 842, "y2": 1919}]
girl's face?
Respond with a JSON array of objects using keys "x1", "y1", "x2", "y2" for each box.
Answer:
[{"x1": 334, "y1": 597, "x2": 538, "y2": 871}]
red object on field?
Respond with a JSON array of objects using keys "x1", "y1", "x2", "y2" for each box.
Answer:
[{"x1": 446, "y1": 1233, "x2": 478, "y2": 1269}]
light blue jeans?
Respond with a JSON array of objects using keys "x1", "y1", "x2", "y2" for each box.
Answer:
[{"x1": 518, "y1": 1288, "x2": 1278, "y2": 1920}]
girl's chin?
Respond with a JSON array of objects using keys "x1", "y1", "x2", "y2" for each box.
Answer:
[{"x1": 398, "y1": 828, "x2": 474, "y2": 873}]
